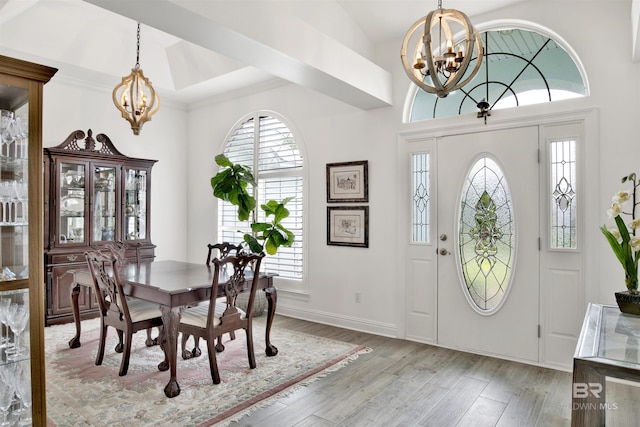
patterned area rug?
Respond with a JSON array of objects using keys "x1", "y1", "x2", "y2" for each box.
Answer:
[{"x1": 45, "y1": 317, "x2": 369, "y2": 426}]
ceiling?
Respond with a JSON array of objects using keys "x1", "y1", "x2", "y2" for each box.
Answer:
[{"x1": 0, "y1": 0, "x2": 553, "y2": 109}]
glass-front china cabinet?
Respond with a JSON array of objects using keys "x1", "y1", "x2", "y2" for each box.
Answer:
[
  {"x1": 43, "y1": 129, "x2": 156, "y2": 326},
  {"x1": 0, "y1": 55, "x2": 57, "y2": 427}
]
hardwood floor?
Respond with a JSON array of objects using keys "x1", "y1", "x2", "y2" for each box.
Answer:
[{"x1": 237, "y1": 315, "x2": 640, "y2": 427}]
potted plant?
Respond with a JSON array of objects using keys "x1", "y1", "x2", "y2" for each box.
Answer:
[
  {"x1": 601, "y1": 172, "x2": 640, "y2": 315},
  {"x1": 210, "y1": 154, "x2": 295, "y2": 255}
]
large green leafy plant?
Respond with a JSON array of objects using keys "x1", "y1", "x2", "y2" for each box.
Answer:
[
  {"x1": 211, "y1": 154, "x2": 294, "y2": 255},
  {"x1": 601, "y1": 172, "x2": 640, "y2": 293}
]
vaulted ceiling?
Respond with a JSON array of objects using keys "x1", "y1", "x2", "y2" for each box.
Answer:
[{"x1": 1, "y1": 0, "x2": 629, "y2": 110}]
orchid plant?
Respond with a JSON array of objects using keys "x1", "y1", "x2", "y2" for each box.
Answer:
[{"x1": 601, "y1": 173, "x2": 640, "y2": 294}]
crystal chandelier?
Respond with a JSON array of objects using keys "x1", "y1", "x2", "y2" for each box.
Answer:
[
  {"x1": 400, "y1": 0, "x2": 483, "y2": 98},
  {"x1": 112, "y1": 23, "x2": 159, "y2": 135}
]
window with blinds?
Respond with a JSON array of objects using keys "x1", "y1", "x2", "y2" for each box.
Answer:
[{"x1": 218, "y1": 115, "x2": 304, "y2": 279}]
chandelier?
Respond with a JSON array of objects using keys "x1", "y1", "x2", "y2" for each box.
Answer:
[
  {"x1": 112, "y1": 23, "x2": 159, "y2": 135},
  {"x1": 400, "y1": 0, "x2": 483, "y2": 98}
]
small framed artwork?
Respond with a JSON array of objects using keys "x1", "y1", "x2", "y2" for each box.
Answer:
[
  {"x1": 326, "y1": 160, "x2": 368, "y2": 203},
  {"x1": 327, "y1": 206, "x2": 369, "y2": 248}
]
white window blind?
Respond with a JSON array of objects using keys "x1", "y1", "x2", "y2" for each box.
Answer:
[{"x1": 218, "y1": 115, "x2": 303, "y2": 279}]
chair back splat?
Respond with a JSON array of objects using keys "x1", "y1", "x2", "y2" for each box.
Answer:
[
  {"x1": 85, "y1": 249, "x2": 163, "y2": 376},
  {"x1": 179, "y1": 252, "x2": 265, "y2": 384}
]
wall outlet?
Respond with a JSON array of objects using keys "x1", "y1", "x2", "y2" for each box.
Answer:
[{"x1": 355, "y1": 291, "x2": 361, "y2": 303}]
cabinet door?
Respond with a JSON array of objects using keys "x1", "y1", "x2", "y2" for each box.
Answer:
[
  {"x1": 92, "y1": 164, "x2": 118, "y2": 243},
  {"x1": 57, "y1": 160, "x2": 88, "y2": 246},
  {"x1": 124, "y1": 167, "x2": 149, "y2": 241},
  {"x1": 48, "y1": 264, "x2": 90, "y2": 320}
]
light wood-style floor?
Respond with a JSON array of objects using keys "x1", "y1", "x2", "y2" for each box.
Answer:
[{"x1": 236, "y1": 315, "x2": 640, "y2": 427}]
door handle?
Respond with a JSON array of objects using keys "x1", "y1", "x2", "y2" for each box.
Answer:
[{"x1": 438, "y1": 248, "x2": 450, "y2": 256}]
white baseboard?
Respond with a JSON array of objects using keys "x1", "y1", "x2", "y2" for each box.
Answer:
[{"x1": 276, "y1": 304, "x2": 397, "y2": 338}]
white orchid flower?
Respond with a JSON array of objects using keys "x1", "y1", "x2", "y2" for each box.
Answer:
[
  {"x1": 631, "y1": 236, "x2": 640, "y2": 252},
  {"x1": 607, "y1": 202, "x2": 622, "y2": 218},
  {"x1": 613, "y1": 191, "x2": 631, "y2": 204},
  {"x1": 631, "y1": 218, "x2": 640, "y2": 230}
]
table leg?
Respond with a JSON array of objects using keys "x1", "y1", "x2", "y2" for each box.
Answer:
[
  {"x1": 158, "y1": 305, "x2": 182, "y2": 398},
  {"x1": 264, "y1": 286, "x2": 278, "y2": 357},
  {"x1": 571, "y1": 360, "x2": 605, "y2": 426},
  {"x1": 68, "y1": 283, "x2": 82, "y2": 349}
]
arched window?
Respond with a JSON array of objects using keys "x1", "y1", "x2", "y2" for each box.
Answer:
[
  {"x1": 409, "y1": 28, "x2": 586, "y2": 121},
  {"x1": 218, "y1": 113, "x2": 304, "y2": 279}
]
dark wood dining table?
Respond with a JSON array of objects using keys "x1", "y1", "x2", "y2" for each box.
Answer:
[{"x1": 66, "y1": 260, "x2": 278, "y2": 398}]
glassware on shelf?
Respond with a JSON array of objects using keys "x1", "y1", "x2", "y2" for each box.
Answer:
[
  {"x1": 60, "y1": 190, "x2": 84, "y2": 216},
  {"x1": 0, "y1": 298, "x2": 10, "y2": 350},
  {"x1": 0, "y1": 380, "x2": 14, "y2": 427},
  {"x1": 6, "y1": 304, "x2": 28, "y2": 361},
  {"x1": 14, "y1": 364, "x2": 31, "y2": 426}
]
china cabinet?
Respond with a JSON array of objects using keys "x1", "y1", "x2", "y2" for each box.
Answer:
[
  {"x1": 43, "y1": 129, "x2": 156, "y2": 326},
  {"x1": 0, "y1": 55, "x2": 57, "y2": 427}
]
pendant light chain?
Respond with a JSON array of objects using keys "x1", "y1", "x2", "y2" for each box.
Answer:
[{"x1": 135, "y1": 23, "x2": 141, "y2": 69}]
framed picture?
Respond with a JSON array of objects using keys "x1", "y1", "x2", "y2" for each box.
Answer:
[
  {"x1": 326, "y1": 160, "x2": 368, "y2": 203},
  {"x1": 327, "y1": 206, "x2": 369, "y2": 248}
]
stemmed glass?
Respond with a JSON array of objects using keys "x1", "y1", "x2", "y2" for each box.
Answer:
[
  {"x1": 6, "y1": 304, "x2": 28, "y2": 361},
  {"x1": 0, "y1": 182, "x2": 12, "y2": 224},
  {"x1": 14, "y1": 364, "x2": 30, "y2": 425},
  {"x1": 0, "y1": 381, "x2": 14, "y2": 427},
  {"x1": 0, "y1": 298, "x2": 10, "y2": 350}
]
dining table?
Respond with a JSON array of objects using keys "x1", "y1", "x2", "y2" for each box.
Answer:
[{"x1": 66, "y1": 260, "x2": 278, "y2": 398}]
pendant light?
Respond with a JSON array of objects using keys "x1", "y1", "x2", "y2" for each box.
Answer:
[
  {"x1": 112, "y1": 23, "x2": 159, "y2": 135},
  {"x1": 400, "y1": 0, "x2": 483, "y2": 98}
]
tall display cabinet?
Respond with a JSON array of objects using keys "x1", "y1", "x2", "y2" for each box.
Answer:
[
  {"x1": 43, "y1": 129, "x2": 156, "y2": 326},
  {"x1": 0, "y1": 55, "x2": 57, "y2": 426}
]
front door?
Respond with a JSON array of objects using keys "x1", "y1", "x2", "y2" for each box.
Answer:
[{"x1": 436, "y1": 126, "x2": 540, "y2": 362}]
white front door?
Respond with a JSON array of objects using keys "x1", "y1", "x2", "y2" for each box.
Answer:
[{"x1": 436, "y1": 126, "x2": 540, "y2": 362}]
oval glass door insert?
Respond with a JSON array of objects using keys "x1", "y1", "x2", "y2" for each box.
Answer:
[{"x1": 459, "y1": 156, "x2": 515, "y2": 313}]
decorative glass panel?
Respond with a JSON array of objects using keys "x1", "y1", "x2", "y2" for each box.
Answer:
[
  {"x1": 410, "y1": 28, "x2": 586, "y2": 122},
  {"x1": 550, "y1": 139, "x2": 577, "y2": 249},
  {"x1": 459, "y1": 157, "x2": 514, "y2": 312},
  {"x1": 94, "y1": 166, "x2": 116, "y2": 242},
  {"x1": 59, "y1": 162, "x2": 85, "y2": 244},
  {"x1": 124, "y1": 169, "x2": 147, "y2": 240},
  {"x1": 412, "y1": 153, "x2": 430, "y2": 243}
]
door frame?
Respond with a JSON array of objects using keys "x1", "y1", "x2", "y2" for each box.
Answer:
[{"x1": 397, "y1": 106, "x2": 599, "y2": 370}]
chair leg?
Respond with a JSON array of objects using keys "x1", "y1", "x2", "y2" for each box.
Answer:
[
  {"x1": 95, "y1": 324, "x2": 108, "y2": 366},
  {"x1": 192, "y1": 336, "x2": 202, "y2": 357},
  {"x1": 245, "y1": 326, "x2": 256, "y2": 369},
  {"x1": 181, "y1": 333, "x2": 192, "y2": 359},
  {"x1": 229, "y1": 331, "x2": 236, "y2": 341},
  {"x1": 119, "y1": 332, "x2": 133, "y2": 377},
  {"x1": 206, "y1": 337, "x2": 221, "y2": 384},
  {"x1": 215, "y1": 335, "x2": 225, "y2": 353},
  {"x1": 145, "y1": 327, "x2": 159, "y2": 347},
  {"x1": 114, "y1": 329, "x2": 124, "y2": 353}
]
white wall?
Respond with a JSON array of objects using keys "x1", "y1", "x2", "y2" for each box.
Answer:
[{"x1": 42, "y1": 77, "x2": 188, "y2": 262}]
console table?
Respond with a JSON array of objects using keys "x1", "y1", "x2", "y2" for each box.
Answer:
[{"x1": 572, "y1": 303, "x2": 640, "y2": 426}]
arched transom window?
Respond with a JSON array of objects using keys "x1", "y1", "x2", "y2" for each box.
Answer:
[{"x1": 410, "y1": 28, "x2": 586, "y2": 121}]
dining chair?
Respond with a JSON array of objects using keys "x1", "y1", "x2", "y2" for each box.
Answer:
[
  {"x1": 84, "y1": 249, "x2": 164, "y2": 376},
  {"x1": 106, "y1": 241, "x2": 160, "y2": 347},
  {"x1": 178, "y1": 252, "x2": 265, "y2": 384},
  {"x1": 181, "y1": 242, "x2": 243, "y2": 359}
]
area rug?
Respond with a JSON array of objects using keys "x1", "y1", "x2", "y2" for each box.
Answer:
[{"x1": 44, "y1": 317, "x2": 370, "y2": 426}]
